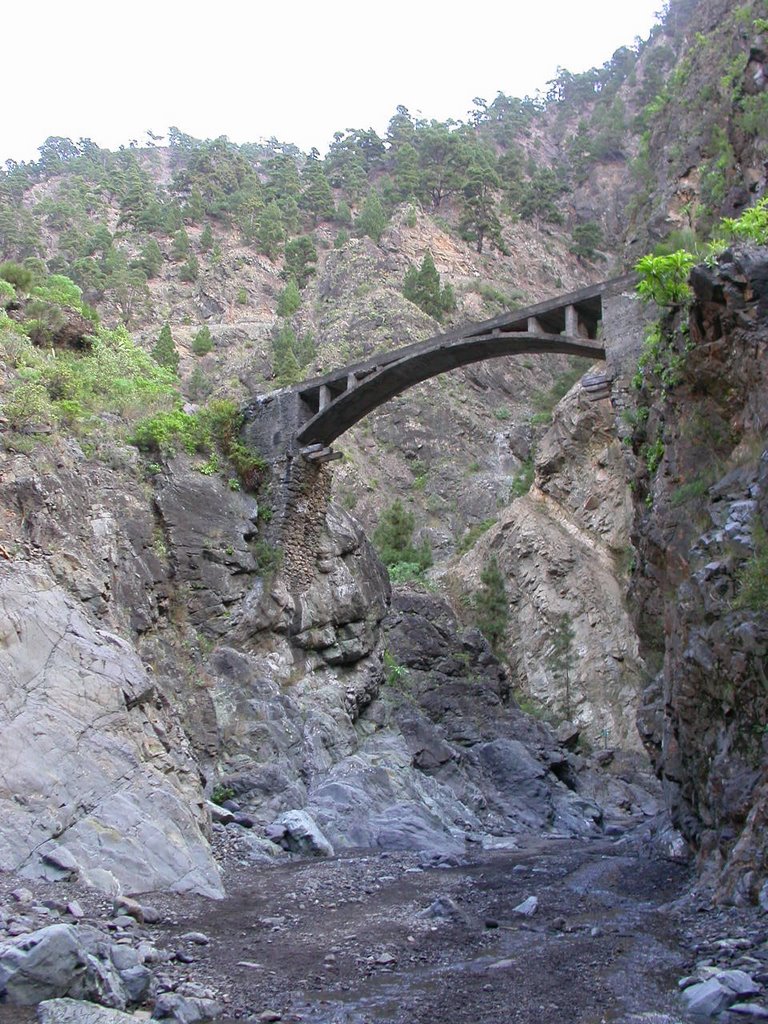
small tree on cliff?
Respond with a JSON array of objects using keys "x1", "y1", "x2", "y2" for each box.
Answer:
[
  {"x1": 473, "y1": 556, "x2": 508, "y2": 654},
  {"x1": 373, "y1": 499, "x2": 432, "y2": 579},
  {"x1": 151, "y1": 322, "x2": 179, "y2": 373},
  {"x1": 548, "y1": 613, "x2": 576, "y2": 719}
]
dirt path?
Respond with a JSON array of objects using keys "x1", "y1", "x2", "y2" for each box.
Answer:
[{"x1": 157, "y1": 835, "x2": 693, "y2": 1024}]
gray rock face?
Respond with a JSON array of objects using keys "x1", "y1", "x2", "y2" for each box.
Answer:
[
  {"x1": 447, "y1": 381, "x2": 645, "y2": 751},
  {"x1": 0, "y1": 563, "x2": 222, "y2": 898},
  {"x1": 633, "y1": 249, "x2": 768, "y2": 903}
]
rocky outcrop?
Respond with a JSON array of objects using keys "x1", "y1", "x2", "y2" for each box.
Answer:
[
  {"x1": 448, "y1": 380, "x2": 645, "y2": 749},
  {"x1": 632, "y1": 246, "x2": 768, "y2": 903},
  {"x1": 0, "y1": 562, "x2": 222, "y2": 898}
]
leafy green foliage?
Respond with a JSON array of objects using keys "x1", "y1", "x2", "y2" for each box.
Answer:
[
  {"x1": 631, "y1": 322, "x2": 688, "y2": 395},
  {"x1": 138, "y1": 238, "x2": 163, "y2": 278},
  {"x1": 635, "y1": 250, "x2": 695, "y2": 306},
  {"x1": 510, "y1": 459, "x2": 534, "y2": 498},
  {"x1": 300, "y1": 150, "x2": 335, "y2": 224},
  {"x1": 130, "y1": 397, "x2": 267, "y2": 491},
  {"x1": 271, "y1": 324, "x2": 315, "y2": 385},
  {"x1": 0, "y1": 261, "x2": 34, "y2": 293},
  {"x1": 473, "y1": 556, "x2": 508, "y2": 654},
  {"x1": 733, "y1": 520, "x2": 768, "y2": 612},
  {"x1": 571, "y1": 221, "x2": 603, "y2": 260},
  {"x1": 718, "y1": 197, "x2": 768, "y2": 246},
  {"x1": 199, "y1": 223, "x2": 214, "y2": 252},
  {"x1": 457, "y1": 518, "x2": 496, "y2": 555}
]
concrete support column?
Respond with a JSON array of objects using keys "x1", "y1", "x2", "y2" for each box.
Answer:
[
  {"x1": 319, "y1": 384, "x2": 331, "y2": 411},
  {"x1": 528, "y1": 316, "x2": 543, "y2": 333},
  {"x1": 565, "y1": 305, "x2": 579, "y2": 337},
  {"x1": 346, "y1": 372, "x2": 358, "y2": 391}
]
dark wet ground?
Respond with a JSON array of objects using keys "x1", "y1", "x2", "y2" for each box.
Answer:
[{"x1": 158, "y1": 835, "x2": 693, "y2": 1024}]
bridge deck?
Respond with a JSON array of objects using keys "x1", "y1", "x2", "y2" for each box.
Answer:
[{"x1": 290, "y1": 273, "x2": 637, "y2": 450}]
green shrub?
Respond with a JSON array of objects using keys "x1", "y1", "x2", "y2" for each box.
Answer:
[
  {"x1": 635, "y1": 250, "x2": 695, "y2": 306},
  {"x1": 373, "y1": 499, "x2": 432, "y2": 576},
  {"x1": 457, "y1": 518, "x2": 495, "y2": 554},
  {"x1": 510, "y1": 459, "x2": 534, "y2": 498},
  {"x1": 3, "y1": 381, "x2": 55, "y2": 430},
  {"x1": 473, "y1": 556, "x2": 509, "y2": 654},
  {"x1": 129, "y1": 408, "x2": 204, "y2": 454},
  {"x1": 192, "y1": 325, "x2": 213, "y2": 356},
  {"x1": 211, "y1": 784, "x2": 235, "y2": 805},
  {"x1": 733, "y1": 520, "x2": 768, "y2": 612}
]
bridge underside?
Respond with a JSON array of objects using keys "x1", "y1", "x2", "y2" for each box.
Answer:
[
  {"x1": 296, "y1": 331, "x2": 604, "y2": 448},
  {"x1": 291, "y1": 275, "x2": 636, "y2": 452}
]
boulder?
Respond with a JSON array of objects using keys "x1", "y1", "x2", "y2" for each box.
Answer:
[{"x1": 266, "y1": 810, "x2": 334, "y2": 857}]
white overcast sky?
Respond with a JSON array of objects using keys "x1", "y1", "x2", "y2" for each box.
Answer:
[{"x1": 3, "y1": 0, "x2": 663, "y2": 165}]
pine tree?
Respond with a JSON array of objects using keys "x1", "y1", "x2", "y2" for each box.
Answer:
[
  {"x1": 184, "y1": 188, "x2": 205, "y2": 224},
  {"x1": 199, "y1": 223, "x2": 214, "y2": 252},
  {"x1": 356, "y1": 189, "x2": 387, "y2": 243},
  {"x1": 373, "y1": 500, "x2": 432, "y2": 573},
  {"x1": 474, "y1": 556, "x2": 509, "y2": 654},
  {"x1": 300, "y1": 149, "x2": 335, "y2": 225},
  {"x1": 179, "y1": 252, "x2": 199, "y2": 281},
  {"x1": 172, "y1": 227, "x2": 190, "y2": 261},
  {"x1": 271, "y1": 324, "x2": 302, "y2": 385},
  {"x1": 283, "y1": 236, "x2": 317, "y2": 289},
  {"x1": 255, "y1": 202, "x2": 285, "y2": 260},
  {"x1": 548, "y1": 613, "x2": 576, "y2": 719},
  {"x1": 277, "y1": 279, "x2": 301, "y2": 317},
  {"x1": 151, "y1": 322, "x2": 179, "y2": 373},
  {"x1": 192, "y1": 324, "x2": 213, "y2": 355},
  {"x1": 138, "y1": 238, "x2": 162, "y2": 278},
  {"x1": 402, "y1": 252, "x2": 455, "y2": 322}
]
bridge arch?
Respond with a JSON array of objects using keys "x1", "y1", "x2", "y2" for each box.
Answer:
[{"x1": 293, "y1": 274, "x2": 634, "y2": 453}]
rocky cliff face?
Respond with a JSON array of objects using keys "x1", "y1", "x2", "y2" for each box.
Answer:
[
  {"x1": 0, "y1": 425, "x2": 663, "y2": 898},
  {"x1": 632, "y1": 246, "x2": 768, "y2": 904},
  {"x1": 445, "y1": 374, "x2": 646, "y2": 750}
]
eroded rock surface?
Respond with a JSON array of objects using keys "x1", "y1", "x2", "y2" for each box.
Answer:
[
  {"x1": 632, "y1": 246, "x2": 768, "y2": 903},
  {"x1": 0, "y1": 562, "x2": 222, "y2": 898}
]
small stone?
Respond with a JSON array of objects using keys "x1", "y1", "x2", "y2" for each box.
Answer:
[
  {"x1": 259, "y1": 1012, "x2": 282, "y2": 1023},
  {"x1": 207, "y1": 801, "x2": 235, "y2": 825},
  {"x1": 115, "y1": 896, "x2": 144, "y2": 923},
  {"x1": 10, "y1": 888, "x2": 34, "y2": 904},
  {"x1": 512, "y1": 896, "x2": 538, "y2": 917},
  {"x1": 717, "y1": 970, "x2": 761, "y2": 998},
  {"x1": 489, "y1": 959, "x2": 515, "y2": 971},
  {"x1": 66, "y1": 901, "x2": 85, "y2": 919},
  {"x1": 181, "y1": 931, "x2": 210, "y2": 945},
  {"x1": 728, "y1": 1003, "x2": 768, "y2": 1019},
  {"x1": 375, "y1": 952, "x2": 397, "y2": 966},
  {"x1": 41, "y1": 846, "x2": 79, "y2": 873},
  {"x1": 682, "y1": 978, "x2": 738, "y2": 1016}
]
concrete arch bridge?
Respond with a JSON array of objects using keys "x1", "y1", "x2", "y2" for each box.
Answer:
[{"x1": 245, "y1": 273, "x2": 640, "y2": 467}]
